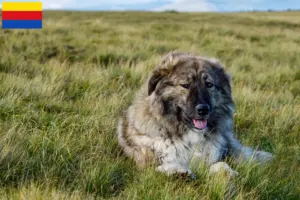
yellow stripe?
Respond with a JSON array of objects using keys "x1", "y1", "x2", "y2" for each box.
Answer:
[{"x1": 2, "y1": 2, "x2": 42, "y2": 11}]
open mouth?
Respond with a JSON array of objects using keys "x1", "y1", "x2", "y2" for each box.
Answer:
[
  {"x1": 193, "y1": 119, "x2": 207, "y2": 130},
  {"x1": 181, "y1": 109, "x2": 208, "y2": 130}
]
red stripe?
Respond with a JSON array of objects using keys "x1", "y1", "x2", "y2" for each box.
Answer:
[{"x1": 2, "y1": 11, "x2": 42, "y2": 20}]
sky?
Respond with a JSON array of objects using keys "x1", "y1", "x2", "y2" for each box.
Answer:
[{"x1": 0, "y1": 0, "x2": 299, "y2": 12}]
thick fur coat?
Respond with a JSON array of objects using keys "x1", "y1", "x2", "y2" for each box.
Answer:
[{"x1": 118, "y1": 52, "x2": 273, "y2": 177}]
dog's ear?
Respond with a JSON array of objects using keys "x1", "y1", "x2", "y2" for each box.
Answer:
[
  {"x1": 148, "y1": 51, "x2": 185, "y2": 95},
  {"x1": 210, "y1": 60, "x2": 232, "y2": 94},
  {"x1": 218, "y1": 66, "x2": 231, "y2": 90},
  {"x1": 202, "y1": 57, "x2": 231, "y2": 85},
  {"x1": 148, "y1": 69, "x2": 167, "y2": 95}
]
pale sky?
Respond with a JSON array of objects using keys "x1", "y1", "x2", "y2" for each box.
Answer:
[{"x1": 0, "y1": 0, "x2": 299, "y2": 12}]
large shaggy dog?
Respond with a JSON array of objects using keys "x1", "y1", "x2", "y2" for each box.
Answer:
[{"x1": 118, "y1": 52, "x2": 273, "y2": 177}]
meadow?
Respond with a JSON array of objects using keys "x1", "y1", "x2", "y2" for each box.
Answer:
[{"x1": 0, "y1": 11, "x2": 300, "y2": 199}]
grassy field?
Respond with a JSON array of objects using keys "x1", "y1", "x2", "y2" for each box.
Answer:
[{"x1": 0, "y1": 11, "x2": 300, "y2": 199}]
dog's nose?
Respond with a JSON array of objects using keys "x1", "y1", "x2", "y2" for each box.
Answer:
[{"x1": 196, "y1": 104, "x2": 210, "y2": 115}]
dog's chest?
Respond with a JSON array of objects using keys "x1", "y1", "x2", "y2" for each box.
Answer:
[
  {"x1": 181, "y1": 130, "x2": 206, "y2": 147},
  {"x1": 190, "y1": 131, "x2": 227, "y2": 164}
]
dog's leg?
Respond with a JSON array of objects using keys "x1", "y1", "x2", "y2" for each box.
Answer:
[
  {"x1": 229, "y1": 136, "x2": 273, "y2": 164},
  {"x1": 154, "y1": 141, "x2": 195, "y2": 179},
  {"x1": 156, "y1": 163, "x2": 195, "y2": 178},
  {"x1": 191, "y1": 137, "x2": 238, "y2": 177},
  {"x1": 157, "y1": 163, "x2": 196, "y2": 180},
  {"x1": 133, "y1": 147, "x2": 155, "y2": 169},
  {"x1": 209, "y1": 162, "x2": 239, "y2": 177},
  {"x1": 156, "y1": 156, "x2": 194, "y2": 176}
]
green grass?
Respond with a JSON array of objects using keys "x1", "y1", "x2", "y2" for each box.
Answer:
[{"x1": 0, "y1": 11, "x2": 300, "y2": 199}]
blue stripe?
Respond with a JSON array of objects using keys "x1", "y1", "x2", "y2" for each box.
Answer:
[{"x1": 2, "y1": 20, "x2": 42, "y2": 29}]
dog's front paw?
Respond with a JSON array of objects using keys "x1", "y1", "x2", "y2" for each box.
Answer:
[
  {"x1": 254, "y1": 151, "x2": 274, "y2": 164},
  {"x1": 157, "y1": 164, "x2": 195, "y2": 180},
  {"x1": 209, "y1": 162, "x2": 239, "y2": 177}
]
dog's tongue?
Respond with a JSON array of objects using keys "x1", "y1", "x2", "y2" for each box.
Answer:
[{"x1": 193, "y1": 119, "x2": 207, "y2": 130}]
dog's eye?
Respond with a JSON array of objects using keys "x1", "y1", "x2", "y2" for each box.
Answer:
[
  {"x1": 180, "y1": 84, "x2": 190, "y2": 89},
  {"x1": 206, "y1": 82, "x2": 214, "y2": 88}
]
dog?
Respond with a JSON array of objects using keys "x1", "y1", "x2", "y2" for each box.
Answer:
[{"x1": 117, "y1": 51, "x2": 273, "y2": 178}]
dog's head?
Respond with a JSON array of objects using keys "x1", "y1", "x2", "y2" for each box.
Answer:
[{"x1": 148, "y1": 52, "x2": 233, "y2": 131}]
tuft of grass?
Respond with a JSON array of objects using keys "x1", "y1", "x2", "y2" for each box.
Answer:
[{"x1": 0, "y1": 11, "x2": 299, "y2": 199}]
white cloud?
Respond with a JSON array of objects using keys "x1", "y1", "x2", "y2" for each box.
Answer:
[
  {"x1": 2, "y1": 0, "x2": 298, "y2": 11},
  {"x1": 42, "y1": 0, "x2": 160, "y2": 9},
  {"x1": 42, "y1": 0, "x2": 73, "y2": 9},
  {"x1": 44, "y1": 4, "x2": 64, "y2": 9},
  {"x1": 154, "y1": 0, "x2": 217, "y2": 12},
  {"x1": 41, "y1": 0, "x2": 216, "y2": 11}
]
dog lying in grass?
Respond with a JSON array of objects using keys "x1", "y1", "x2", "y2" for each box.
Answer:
[{"x1": 118, "y1": 51, "x2": 273, "y2": 178}]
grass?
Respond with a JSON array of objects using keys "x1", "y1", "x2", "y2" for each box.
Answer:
[{"x1": 0, "y1": 11, "x2": 300, "y2": 199}]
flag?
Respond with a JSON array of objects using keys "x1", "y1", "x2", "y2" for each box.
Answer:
[{"x1": 2, "y1": 2, "x2": 42, "y2": 29}]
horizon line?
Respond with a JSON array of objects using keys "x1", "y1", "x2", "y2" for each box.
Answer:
[{"x1": 0, "y1": 8, "x2": 298, "y2": 12}]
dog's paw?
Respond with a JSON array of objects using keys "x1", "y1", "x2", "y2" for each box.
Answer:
[
  {"x1": 209, "y1": 162, "x2": 239, "y2": 177},
  {"x1": 157, "y1": 164, "x2": 195, "y2": 180},
  {"x1": 254, "y1": 151, "x2": 274, "y2": 164}
]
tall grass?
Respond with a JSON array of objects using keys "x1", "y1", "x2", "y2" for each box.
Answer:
[{"x1": 0, "y1": 11, "x2": 299, "y2": 199}]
